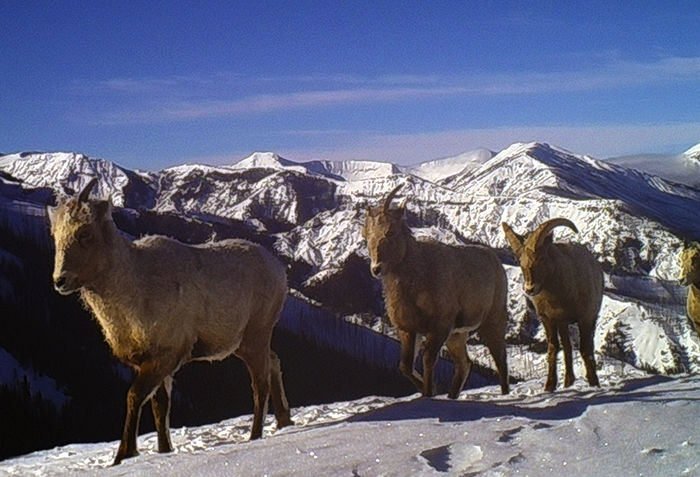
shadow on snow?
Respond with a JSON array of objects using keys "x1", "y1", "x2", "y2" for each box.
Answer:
[{"x1": 347, "y1": 375, "x2": 692, "y2": 425}]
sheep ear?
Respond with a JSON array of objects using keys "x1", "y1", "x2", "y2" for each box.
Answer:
[
  {"x1": 46, "y1": 204, "x2": 57, "y2": 224},
  {"x1": 502, "y1": 222, "x2": 524, "y2": 257},
  {"x1": 395, "y1": 198, "x2": 407, "y2": 217}
]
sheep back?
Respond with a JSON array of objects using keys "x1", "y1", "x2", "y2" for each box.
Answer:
[
  {"x1": 530, "y1": 243, "x2": 603, "y2": 324},
  {"x1": 383, "y1": 238, "x2": 508, "y2": 334},
  {"x1": 82, "y1": 236, "x2": 287, "y2": 363}
]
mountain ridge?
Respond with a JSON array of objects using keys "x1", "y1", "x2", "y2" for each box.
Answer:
[{"x1": 2, "y1": 141, "x2": 699, "y2": 379}]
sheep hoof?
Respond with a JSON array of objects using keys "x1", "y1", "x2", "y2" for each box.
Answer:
[
  {"x1": 278, "y1": 417, "x2": 295, "y2": 429},
  {"x1": 158, "y1": 444, "x2": 173, "y2": 454},
  {"x1": 112, "y1": 450, "x2": 138, "y2": 466}
]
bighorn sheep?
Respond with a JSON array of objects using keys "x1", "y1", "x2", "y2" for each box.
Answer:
[
  {"x1": 502, "y1": 218, "x2": 603, "y2": 392},
  {"x1": 363, "y1": 185, "x2": 510, "y2": 398},
  {"x1": 48, "y1": 179, "x2": 293, "y2": 465},
  {"x1": 679, "y1": 241, "x2": 700, "y2": 337}
]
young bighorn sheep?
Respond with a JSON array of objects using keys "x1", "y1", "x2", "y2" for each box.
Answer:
[
  {"x1": 502, "y1": 218, "x2": 603, "y2": 392},
  {"x1": 48, "y1": 179, "x2": 293, "y2": 465},
  {"x1": 679, "y1": 241, "x2": 700, "y2": 337},
  {"x1": 363, "y1": 185, "x2": 510, "y2": 398}
]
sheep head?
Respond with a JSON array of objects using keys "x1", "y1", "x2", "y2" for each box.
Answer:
[
  {"x1": 362, "y1": 184, "x2": 410, "y2": 278},
  {"x1": 502, "y1": 218, "x2": 579, "y2": 296},
  {"x1": 47, "y1": 178, "x2": 114, "y2": 295},
  {"x1": 679, "y1": 240, "x2": 700, "y2": 287}
]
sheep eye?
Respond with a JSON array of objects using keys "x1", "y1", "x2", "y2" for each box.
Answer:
[{"x1": 78, "y1": 229, "x2": 93, "y2": 242}]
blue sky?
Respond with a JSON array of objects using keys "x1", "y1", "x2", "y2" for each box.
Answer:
[{"x1": 2, "y1": 0, "x2": 700, "y2": 171}]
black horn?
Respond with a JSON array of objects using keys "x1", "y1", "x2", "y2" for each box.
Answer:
[
  {"x1": 77, "y1": 178, "x2": 99, "y2": 203},
  {"x1": 383, "y1": 184, "x2": 404, "y2": 214}
]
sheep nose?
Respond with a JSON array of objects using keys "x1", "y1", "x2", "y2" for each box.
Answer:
[
  {"x1": 525, "y1": 285, "x2": 539, "y2": 296},
  {"x1": 54, "y1": 275, "x2": 67, "y2": 290},
  {"x1": 371, "y1": 264, "x2": 382, "y2": 277}
]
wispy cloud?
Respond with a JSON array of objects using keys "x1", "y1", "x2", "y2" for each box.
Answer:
[
  {"x1": 95, "y1": 86, "x2": 473, "y2": 124},
  {"x1": 76, "y1": 55, "x2": 700, "y2": 126}
]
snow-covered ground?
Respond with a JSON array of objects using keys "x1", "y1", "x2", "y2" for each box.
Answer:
[{"x1": 2, "y1": 371, "x2": 700, "y2": 477}]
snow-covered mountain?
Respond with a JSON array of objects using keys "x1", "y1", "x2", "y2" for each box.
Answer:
[
  {"x1": 308, "y1": 159, "x2": 400, "y2": 182},
  {"x1": 2, "y1": 143, "x2": 699, "y2": 374},
  {"x1": 0, "y1": 152, "x2": 156, "y2": 208},
  {"x1": 2, "y1": 141, "x2": 700, "y2": 461},
  {"x1": 605, "y1": 143, "x2": 700, "y2": 188},
  {"x1": 404, "y1": 147, "x2": 495, "y2": 182}
]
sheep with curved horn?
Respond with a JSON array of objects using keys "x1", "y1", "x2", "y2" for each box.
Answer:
[
  {"x1": 48, "y1": 178, "x2": 293, "y2": 465},
  {"x1": 363, "y1": 184, "x2": 510, "y2": 398},
  {"x1": 502, "y1": 218, "x2": 603, "y2": 392}
]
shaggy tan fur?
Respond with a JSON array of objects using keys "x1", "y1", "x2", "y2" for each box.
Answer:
[
  {"x1": 502, "y1": 218, "x2": 603, "y2": 392},
  {"x1": 48, "y1": 179, "x2": 293, "y2": 465},
  {"x1": 363, "y1": 185, "x2": 509, "y2": 398},
  {"x1": 679, "y1": 241, "x2": 700, "y2": 337}
]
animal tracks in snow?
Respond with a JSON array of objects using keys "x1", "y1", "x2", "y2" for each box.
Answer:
[{"x1": 416, "y1": 420, "x2": 556, "y2": 475}]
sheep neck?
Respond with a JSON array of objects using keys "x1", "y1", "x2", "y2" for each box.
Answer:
[
  {"x1": 384, "y1": 232, "x2": 421, "y2": 288},
  {"x1": 381, "y1": 234, "x2": 434, "y2": 332},
  {"x1": 79, "y1": 224, "x2": 147, "y2": 362},
  {"x1": 84, "y1": 225, "x2": 135, "y2": 295}
]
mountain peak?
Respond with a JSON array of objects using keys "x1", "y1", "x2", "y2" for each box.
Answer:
[
  {"x1": 683, "y1": 143, "x2": 700, "y2": 163},
  {"x1": 233, "y1": 152, "x2": 297, "y2": 170},
  {"x1": 0, "y1": 151, "x2": 134, "y2": 206},
  {"x1": 407, "y1": 148, "x2": 495, "y2": 182}
]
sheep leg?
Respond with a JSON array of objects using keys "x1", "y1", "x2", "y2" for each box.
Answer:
[
  {"x1": 151, "y1": 377, "x2": 174, "y2": 453},
  {"x1": 445, "y1": 330, "x2": 471, "y2": 399},
  {"x1": 422, "y1": 329, "x2": 449, "y2": 397},
  {"x1": 579, "y1": 320, "x2": 600, "y2": 387},
  {"x1": 558, "y1": 323, "x2": 575, "y2": 388},
  {"x1": 543, "y1": 320, "x2": 560, "y2": 392},
  {"x1": 480, "y1": 312, "x2": 510, "y2": 395},
  {"x1": 269, "y1": 350, "x2": 293, "y2": 429},
  {"x1": 484, "y1": 338, "x2": 510, "y2": 395},
  {"x1": 398, "y1": 330, "x2": 423, "y2": 391},
  {"x1": 236, "y1": 346, "x2": 271, "y2": 440},
  {"x1": 115, "y1": 360, "x2": 177, "y2": 465}
]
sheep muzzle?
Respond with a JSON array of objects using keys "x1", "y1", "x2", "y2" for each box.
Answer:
[
  {"x1": 524, "y1": 283, "x2": 543, "y2": 297},
  {"x1": 53, "y1": 272, "x2": 80, "y2": 295},
  {"x1": 370, "y1": 263, "x2": 384, "y2": 278}
]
